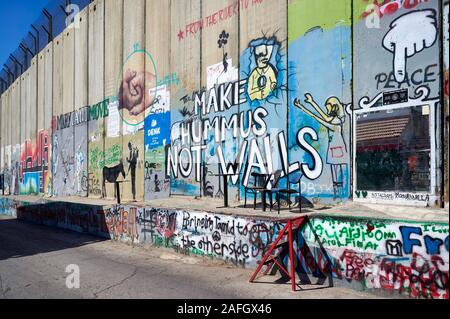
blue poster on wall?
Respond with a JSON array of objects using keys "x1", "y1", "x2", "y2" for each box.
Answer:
[{"x1": 144, "y1": 85, "x2": 171, "y2": 151}]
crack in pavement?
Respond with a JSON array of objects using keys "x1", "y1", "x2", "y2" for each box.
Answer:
[
  {"x1": 92, "y1": 267, "x2": 138, "y2": 299},
  {"x1": 0, "y1": 273, "x2": 11, "y2": 299}
]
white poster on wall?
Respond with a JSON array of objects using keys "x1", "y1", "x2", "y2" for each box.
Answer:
[
  {"x1": 207, "y1": 59, "x2": 238, "y2": 90},
  {"x1": 107, "y1": 100, "x2": 121, "y2": 138}
]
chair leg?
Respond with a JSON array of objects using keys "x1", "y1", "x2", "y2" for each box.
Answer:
[
  {"x1": 278, "y1": 193, "x2": 281, "y2": 215},
  {"x1": 299, "y1": 183, "x2": 302, "y2": 214},
  {"x1": 244, "y1": 190, "x2": 247, "y2": 208}
]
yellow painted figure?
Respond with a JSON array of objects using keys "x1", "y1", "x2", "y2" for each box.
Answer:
[
  {"x1": 247, "y1": 44, "x2": 277, "y2": 101},
  {"x1": 294, "y1": 93, "x2": 348, "y2": 200}
]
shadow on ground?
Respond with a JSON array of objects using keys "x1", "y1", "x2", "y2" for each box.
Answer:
[{"x1": 0, "y1": 216, "x2": 108, "y2": 261}]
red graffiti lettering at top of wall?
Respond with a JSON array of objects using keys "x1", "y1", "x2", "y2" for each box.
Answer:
[
  {"x1": 361, "y1": 0, "x2": 430, "y2": 20},
  {"x1": 180, "y1": 0, "x2": 263, "y2": 41}
]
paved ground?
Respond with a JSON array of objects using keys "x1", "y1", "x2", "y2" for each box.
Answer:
[{"x1": 0, "y1": 216, "x2": 380, "y2": 299}]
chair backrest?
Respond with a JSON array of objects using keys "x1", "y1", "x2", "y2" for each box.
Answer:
[
  {"x1": 252, "y1": 172, "x2": 268, "y2": 188},
  {"x1": 269, "y1": 169, "x2": 283, "y2": 189},
  {"x1": 288, "y1": 171, "x2": 302, "y2": 185}
]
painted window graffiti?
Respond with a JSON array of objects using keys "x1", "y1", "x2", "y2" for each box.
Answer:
[{"x1": 356, "y1": 106, "x2": 431, "y2": 192}]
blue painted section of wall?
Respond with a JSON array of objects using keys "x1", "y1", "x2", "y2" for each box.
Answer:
[{"x1": 288, "y1": 25, "x2": 352, "y2": 204}]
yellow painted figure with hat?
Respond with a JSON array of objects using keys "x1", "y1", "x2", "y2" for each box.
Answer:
[{"x1": 247, "y1": 44, "x2": 277, "y2": 101}]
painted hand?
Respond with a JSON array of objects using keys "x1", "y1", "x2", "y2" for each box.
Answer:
[
  {"x1": 119, "y1": 69, "x2": 156, "y2": 116},
  {"x1": 293, "y1": 98, "x2": 304, "y2": 110},
  {"x1": 304, "y1": 93, "x2": 314, "y2": 104},
  {"x1": 382, "y1": 9, "x2": 437, "y2": 83},
  {"x1": 119, "y1": 69, "x2": 141, "y2": 111}
]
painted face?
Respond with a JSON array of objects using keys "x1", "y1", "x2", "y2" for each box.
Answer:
[
  {"x1": 326, "y1": 98, "x2": 344, "y2": 118},
  {"x1": 254, "y1": 45, "x2": 274, "y2": 69}
]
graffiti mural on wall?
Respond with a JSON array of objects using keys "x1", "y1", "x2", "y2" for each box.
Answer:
[
  {"x1": 353, "y1": 0, "x2": 441, "y2": 206},
  {"x1": 14, "y1": 201, "x2": 110, "y2": 236},
  {"x1": 294, "y1": 94, "x2": 349, "y2": 199},
  {"x1": 20, "y1": 130, "x2": 52, "y2": 196},
  {"x1": 443, "y1": 0, "x2": 449, "y2": 204},
  {"x1": 53, "y1": 101, "x2": 109, "y2": 197},
  {"x1": 88, "y1": 100, "x2": 110, "y2": 197},
  {"x1": 137, "y1": 207, "x2": 178, "y2": 245},
  {"x1": 166, "y1": 33, "x2": 327, "y2": 204},
  {"x1": 102, "y1": 161, "x2": 126, "y2": 199},
  {"x1": 302, "y1": 216, "x2": 449, "y2": 299},
  {"x1": 116, "y1": 45, "x2": 157, "y2": 201},
  {"x1": 246, "y1": 37, "x2": 280, "y2": 102},
  {"x1": 173, "y1": 211, "x2": 281, "y2": 266},
  {"x1": 6, "y1": 196, "x2": 448, "y2": 299},
  {"x1": 201, "y1": 29, "x2": 240, "y2": 200},
  {"x1": 0, "y1": 197, "x2": 18, "y2": 217},
  {"x1": 382, "y1": 9, "x2": 437, "y2": 83},
  {"x1": 144, "y1": 85, "x2": 171, "y2": 200},
  {"x1": 360, "y1": 0, "x2": 435, "y2": 21},
  {"x1": 11, "y1": 144, "x2": 20, "y2": 195},
  {"x1": 75, "y1": 121, "x2": 88, "y2": 197},
  {"x1": 104, "y1": 205, "x2": 139, "y2": 242},
  {"x1": 2, "y1": 146, "x2": 12, "y2": 195},
  {"x1": 288, "y1": 0, "x2": 352, "y2": 204}
]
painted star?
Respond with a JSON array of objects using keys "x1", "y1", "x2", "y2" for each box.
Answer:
[{"x1": 177, "y1": 30, "x2": 184, "y2": 41}]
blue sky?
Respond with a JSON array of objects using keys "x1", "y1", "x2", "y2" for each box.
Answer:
[{"x1": 0, "y1": 0, "x2": 49, "y2": 70}]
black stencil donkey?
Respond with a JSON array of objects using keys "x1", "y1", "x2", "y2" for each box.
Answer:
[{"x1": 102, "y1": 160, "x2": 126, "y2": 199}]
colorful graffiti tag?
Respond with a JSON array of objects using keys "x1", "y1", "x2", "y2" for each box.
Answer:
[
  {"x1": 3, "y1": 196, "x2": 448, "y2": 299},
  {"x1": 302, "y1": 216, "x2": 449, "y2": 299},
  {"x1": 20, "y1": 130, "x2": 52, "y2": 195}
]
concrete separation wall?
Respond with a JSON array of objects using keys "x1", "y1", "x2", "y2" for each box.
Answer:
[
  {"x1": 1, "y1": 198, "x2": 447, "y2": 299},
  {"x1": 1, "y1": 0, "x2": 448, "y2": 208}
]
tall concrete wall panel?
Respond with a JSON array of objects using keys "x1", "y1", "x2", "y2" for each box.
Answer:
[
  {"x1": 3, "y1": 89, "x2": 10, "y2": 194},
  {"x1": 57, "y1": 27, "x2": 76, "y2": 196},
  {"x1": 41, "y1": 44, "x2": 53, "y2": 196},
  {"x1": 37, "y1": 52, "x2": 45, "y2": 132},
  {"x1": 19, "y1": 75, "x2": 27, "y2": 195},
  {"x1": 238, "y1": 0, "x2": 288, "y2": 202},
  {"x1": 169, "y1": 0, "x2": 202, "y2": 197},
  {"x1": 88, "y1": 0, "x2": 105, "y2": 198},
  {"x1": 74, "y1": 8, "x2": 89, "y2": 197},
  {"x1": 352, "y1": 0, "x2": 442, "y2": 207},
  {"x1": 0, "y1": 92, "x2": 3, "y2": 173},
  {"x1": 288, "y1": 0, "x2": 352, "y2": 206},
  {"x1": 443, "y1": 0, "x2": 449, "y2": 205},
  {"x1": 198, "y1": 0, "x2": 240, "y2": 202},
  {"x1": 121, "y1": 0, "x2": 145, "y2": 202},
  {"x1": 44, "y1": 44, "x2": 53, "y2": 131},
  {"x1": 52, "y1": 34, "x2": 65, "y2": 197},
  {"x1": 29, "y1": 58, "x2": 38, "y2": 148},
  {"x1": 10, "y1": 79, "x2": 20, "y2": 195},
  {"x1": 104, "y1": 0, "x2": 124, "y2": 200},
  {"x1": 6, "y1": 88, "x2": 11, "y2": 194},
  {"x1": 144, "y1": 0, "x2": 171, "y2": 201}
]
